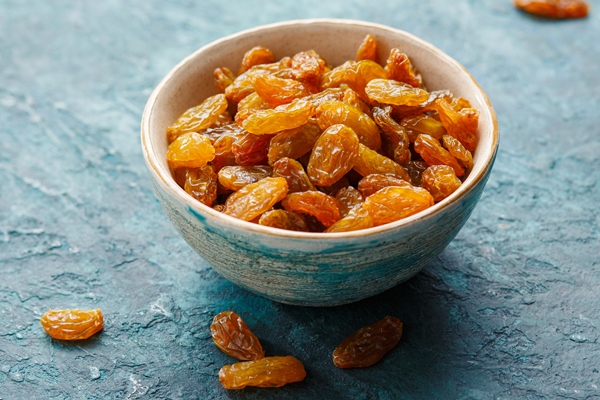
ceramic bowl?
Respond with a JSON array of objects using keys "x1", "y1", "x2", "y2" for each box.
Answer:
[{"x1": 141, "y1": 19, "x2": 499, "y2": 306}]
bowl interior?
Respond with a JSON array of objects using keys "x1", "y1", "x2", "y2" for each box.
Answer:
[{"x1": 142, "y1": 19, "x2": 498, "y2": 237}]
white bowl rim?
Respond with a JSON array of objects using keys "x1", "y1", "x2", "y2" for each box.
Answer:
[{"x1": 141, "y1": 18, "x2": 499, "y2": 240}]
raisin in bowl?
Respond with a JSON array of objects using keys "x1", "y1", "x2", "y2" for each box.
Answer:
[{"x1": 141, "y1": 19, "x2": 499, "y2": 306}]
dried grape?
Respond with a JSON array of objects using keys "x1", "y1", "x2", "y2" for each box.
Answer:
[
  {"x1": 362, "y1": 185, "x2": 434, "y2": 226},
  {"x1": 307, "y1": 124, "x2": 360, "y2": 187},
  {"x1": 167, "y1": 94, "x2": 229, "y2": 143},
  {"x1": 258, "y1": 209, "x2": 309, "y2": 231},
  {"x1": 514, "y1": 0, "x2": 589, "y2": 19},
  {"x1": 167, "y1": 132, "x2": 215, "y2": 169},
  {"x1": 166, "y1": 35, "x2": 481, "y2": 232},
  {"x1": 332, "y1": 316, "x2": 403, "y2": 368},
  {"x1": 218, "y1": 165, "x2": 273, "y2": 191},
  {"x1": 210, "y1": 311, "x2": 265, "y2": 361},
  {"x1": 281, "y1": 191, "x2": 342, "y2": 227},
  {"x1": 219, "y1": 356, "x2": 306, "y2": 389},
  {"x1": 40, "y1": 309, "x2": 103, "y2": 340},
  {"x1": 224, "y1": 177, "x2": 288, "y2": 221},
  {"x1": 185, "y1": 165, "x2": 218, "y2": 206},
  {"x1": 421, "y1": 165, "x2": 462, "y2": 202}
]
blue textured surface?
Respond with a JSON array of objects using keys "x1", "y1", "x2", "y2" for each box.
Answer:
[{"x1": 0, "y1": 1, "x2": 599, "y2": 399}]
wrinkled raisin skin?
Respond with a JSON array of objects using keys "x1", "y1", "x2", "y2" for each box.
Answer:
[
  {"x1": 40, "y1": 309, "x2": 104, "y2": 340},
  {"x1": 333, "y1": 316, "x2": 403, "y2": 368},
  {"x1": 210, "y1": 311, "x2": 265, "y2": 361},
  {"x1": 219, "y1": 356, "x2": 306, "y2": 389}
]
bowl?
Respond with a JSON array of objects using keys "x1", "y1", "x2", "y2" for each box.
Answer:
[{"x1": 141, "y1": 19, "x2": 499, "y2": 306}]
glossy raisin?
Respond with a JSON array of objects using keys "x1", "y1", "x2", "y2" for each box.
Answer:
[
  {"x1": 334, "y1": 186, "x2": 364, "y2": 216},
  {"x1": 442, "y1": 134, "x2": 474, "y2": 170},
  {"x1": 362, "y1": 185, "x2": 434, "y2": 226},
  {"x1": 224, "y1": 177, "x2": 288, "y2": 221},
  {"x1": 432, "y1": 98, "x2": 479, "y2": 152},
  {"x1": 421, "y1": 165, "x2": 463, "y2": 202},
  {"x1": 218, "y1": 165, "x2": 273, "y2": 191},
  {"x1": 385, "y1": 49, "x2": 423, "y2": 88},
  {"x1": 253, "y1": 74, "x2": 311, "y2": 107},
  {"x1": 413, "y1": 134, "x2": 465, "y2": 177},
  {"x1": 167, "y1": 132, "x2": 215, "y2": 169},
  {"x1": 353, "y1": 143, "x2": 411, "y2": 182},
  {"x1": 273, "y1": 157, "x2": 316, "y2": 192},
  {"x1": 307, "y1": 124, "x2": 360, "y2": 187},
  {"x1": 281, "y1": 191, "x2": 342, "y2": 227},
  {"x1": 514, "y1": 0, "x2": 589, "y2": 19},
  {"x1": 355, "y1": 34, "x2": 378, "y2": 63},
  {"x1": 219, "y1": 356, "x2": 306, "y2": 389},
  {"x1": 185, "y1": 165, "x2": 218, "y2": 206},
  {"x1": 214, "y1": 67, "x2": 236, "y2": 93},
  {"x1": 258, "y1": 209, "x2": 309, "y2": 231},
  {"x1": 167, "y1": 94, "x2": 229, "y2": 143},
  {"x1": 400, "y1": 113, "x2": 447, "y2": 142},
  {"x1": 291, "y1": 50, "x2": 326, "y2": 89},
  {"x1": 357, "y1": 173, "x2": 411, "y2": 198},
  {"x1": 242, "y1": 98, "x2": 314, "y2": 135},
  {"x1": 372, "y1": 106, "x2": 411, "y2": 165},
  {"x1": 317, "y1": 100, "x2": 381, "y2": 150},
  {"x1": 325, "y1": 206, "x2": 374, "y2": 233},
  {"x1": 210, "y1": 311, "x2": 265, "y2": 361},
  {"x1": 40, "y1": 309, "x2": 103, "y2": 340},
  {"x1": 332, "y1": 316, "x2": 403, "y2": 368},
  {"x1": 366, "y1": 79, "x2": 429, "y2": 107},
  {"x1": 267, "y1": 119, "x2": 322, "y2": 166},
  {"x1": 238, "y1": 46, "x2": 275, "y2": 75},
  {"x1": 232, "y1": 131, "x2": 273, "y2": 166}
]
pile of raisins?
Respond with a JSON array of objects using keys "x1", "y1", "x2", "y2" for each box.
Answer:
[
  {"x1": 166, "y1": 34, "x2": 480, "y2": 233},
  {"x1": 211, "y1": 311, "x2": 403, "y2": 389}
]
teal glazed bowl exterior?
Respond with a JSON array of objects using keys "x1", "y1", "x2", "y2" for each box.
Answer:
[{"x1": 141, "y1": 19, "x2": 499, "y2": 306}]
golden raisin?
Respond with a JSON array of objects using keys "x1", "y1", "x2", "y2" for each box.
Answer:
[
  {"x1": 414, "y1": 134, "x2": 465, "y2": 177},
  {"x1": 267, "y1": 119, "x2": 322, "y2": 166},
  {"x1": 332, "y1": 316, "x2": 403, "y2": 368},
  {"x1": 317, "y1": 100, "x2": 381, "y2": 150},
  {"x1": 325, "y1": 206, "x2": 374, "y2": 233},
  {"x1": 307, "y1": 124, "x2": 360, "y2": 187},
  {"x1": 167, "y1": 94, "x2": 229, "y2": 143},
  {"x1": 210, "y1": 311, "x2": 265, "y2": 361},
  {"x1": 281, "y1": 191, "x2": 342, "y2": 227},
  {"x1": 362, "y1": 185, "x2": 434, "y2": 226},
  {"x1": 238, "y1": 46, "x2": 275, "y2": 75},
  {"x1": 253, "y1": 74, "x2": 311, "y2": 107},
  {"x1": 365, "y1": 79, "x2": 429, "y2": 107},
  {"x1": 219, "y1": 356, "x2": 306, "y2": 389},
  {"x1": 355, "y1": 34, "x2": 378, "y2": 63},
  {"x1": 421, "y1": 165, "x2": 462, "y2": 202},
  {"x1": 218, "y1": 165, "x2": 273, "y2": 191},
  {"x1": 242, "y1": 98, "x2": 314, "y2": 135},
  {"x1": 167, "y1": 132, "x2": 215, "y2": 169},
  {"x1": 372, "y1": 106, "x2": 411, "y2": 165},
  {"x1": 184, "y1": 165, "x2": 218, "y2": 206},
  {"x1": 40, "y1": 309, "x2": 103, "y2": 340},
  {"x1": 353, "y1": 143, "x2": 411, "y2": 182},
  {"x1": 385, "y1": 49, "x2": 423, "y2": 88},
  {"x1": 514, "y1": 0, "x2": 589, "y2": 19},
  {"x1": 357, "y1": 173, "x2": 411, "y2": 198},
  {"x1": 273, "y1": 157, "x2": 316, "y2": 193},
  {"x1": 258, "y1": 209, "x2": 309, "y2": 231},
  {"x1": 334, "y1": 186, "x2": 364, "y2": 216}
]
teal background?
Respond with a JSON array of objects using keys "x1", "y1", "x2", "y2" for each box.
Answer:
[{"x1": 1, "y1": 1, "x2": 599, "y2": 399}]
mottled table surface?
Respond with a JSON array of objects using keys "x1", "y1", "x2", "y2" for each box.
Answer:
[{"x1": 1, "y1": 1, "x2": 599, "y2": 399}]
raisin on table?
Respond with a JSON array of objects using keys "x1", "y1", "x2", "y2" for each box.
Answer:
[
  {"x1": 514, "y1": 0, "x2": 589, "y2": 19},
  {"x1": 40, "y1": 309, "x2": 104, "y2": 340},
  {"x1": 333, "y1": 316, "x2": 403, "y2": 368},
  {"x1": 219, "y1": 356, "x2": 306, "y2": 389},
  {"x1": 210, "y1": 311, "x2": 265, "y2": 361}
]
